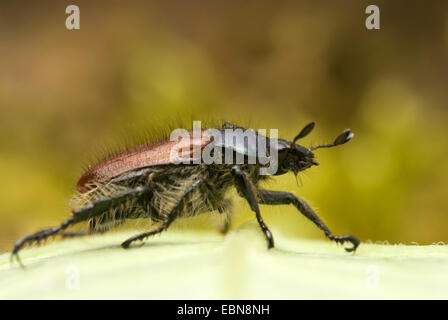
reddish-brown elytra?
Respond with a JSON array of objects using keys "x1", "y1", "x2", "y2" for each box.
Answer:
[{"x1": 77, "y1": 129, "x2": 212, "y2": 192}]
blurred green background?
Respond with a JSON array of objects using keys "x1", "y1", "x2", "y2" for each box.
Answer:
[{"x1": 1, "y1": 0, "x2": 447, "y2": 253}]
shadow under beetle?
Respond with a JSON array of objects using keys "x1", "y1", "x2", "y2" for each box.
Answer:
[{"x1": 11, "y1": 121, "x2": 359, "y2": 266}]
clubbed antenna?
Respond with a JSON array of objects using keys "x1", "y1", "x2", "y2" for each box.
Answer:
[
  {"x1": 291, "y1": 122, "x2": 315, "y2": 147},
  {"x1": 310, "y1": 129, "x2": 354, "y2": 151}
]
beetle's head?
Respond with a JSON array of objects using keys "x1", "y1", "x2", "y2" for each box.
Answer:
[{"x1": 275, "y1": 122, "x2": 354, "y2": 176}]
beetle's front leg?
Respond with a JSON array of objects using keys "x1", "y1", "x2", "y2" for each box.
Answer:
[
  {"x1": 258, "y1": 190, "x2": 359, "y2": 252},
  {"x1": 230, "y1": 166, "x2": 274, "y2": 249}
]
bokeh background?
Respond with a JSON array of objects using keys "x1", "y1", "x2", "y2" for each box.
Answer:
[{"x1": 1, "y1": 0, "x2": 447, "y2": 253}]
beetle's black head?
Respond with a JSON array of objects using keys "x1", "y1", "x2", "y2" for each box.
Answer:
[
  {"x1": 276, "y1": 139, "x2": 316, "y2": 176},
  {"x1": 274, "y1": 122, "x2": 354, "y2": 176}
]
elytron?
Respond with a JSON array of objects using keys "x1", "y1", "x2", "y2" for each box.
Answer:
[{"x1": 11, "y1": 121, "x2": 359, "y2": 266}]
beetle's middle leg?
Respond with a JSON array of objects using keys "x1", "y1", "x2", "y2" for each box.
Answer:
[
  {"x1": 230, "y1": 166, "x2": 274, "y2": 248},
  {"x1": 121, "y1": 179, "x2": 205, "y2": 248},
  {"x1": 258, "y1": 189, "x2": 360, "y2": 252}
]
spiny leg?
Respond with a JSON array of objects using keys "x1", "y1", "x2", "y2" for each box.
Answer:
[
  {"x1": 11, "y1": 186, "x2": 151, "y2": 267},
  {"x1": 121, "y1": 179, "x2": 204, "y2": 248},
  {"x1": 11, "y1": 217, "x2": 76, "y2": 268},
  {"x1": 231, "y1": 166, "x2": 274, "y2": 248},
  {"x1": 258, "y1": 189, "x2": 359, "y2": 252}
]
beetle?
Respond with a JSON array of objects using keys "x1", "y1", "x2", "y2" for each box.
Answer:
[{"x1": 11, "y1": 121, "x2": 359, "y2": 266}]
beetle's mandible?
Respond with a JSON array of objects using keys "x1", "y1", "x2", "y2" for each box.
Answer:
[{"x1": 11, "y1": 121, "x2": 359, "y2": 266}]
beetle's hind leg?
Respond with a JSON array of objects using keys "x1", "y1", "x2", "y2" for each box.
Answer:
[
  {"x1": 11, "y1": 186, "x2": 151, "y2": 267},
  {"x1": 121, "y1": 179, "x2": 205, "y2": 248},
  {"x1": 258, "y1": 190, "x2": 360, "y2": 252}
]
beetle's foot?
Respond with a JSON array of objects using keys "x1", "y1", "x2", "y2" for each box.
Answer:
[
  {"x1": 121, "y1": 236, "x2": 143, "y2": 249},
  {"x1": 265, "y1": 229, "x2": 274, "y2": 249},
  {"x1": 328, "y1": 234, "x2": 360, "y2": 252},
  {"x1": 10, "y1": 252, "x2": 25, "y2": 269},
  {"x1": 121, "y1": 240, "x2": 132, "y2": 249},
  {"x1": 12, "y1": 228, "x2": 56, "y2": 255},
  {"x1": 121, "y1": 227, "x2": 164, "y2": 249},
  {"x1": 10, "y1": 230, "x2": 56, "y2": 269},
  {"x1": 10, "y1": 218, "x2": 76, "y2": 268}
]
